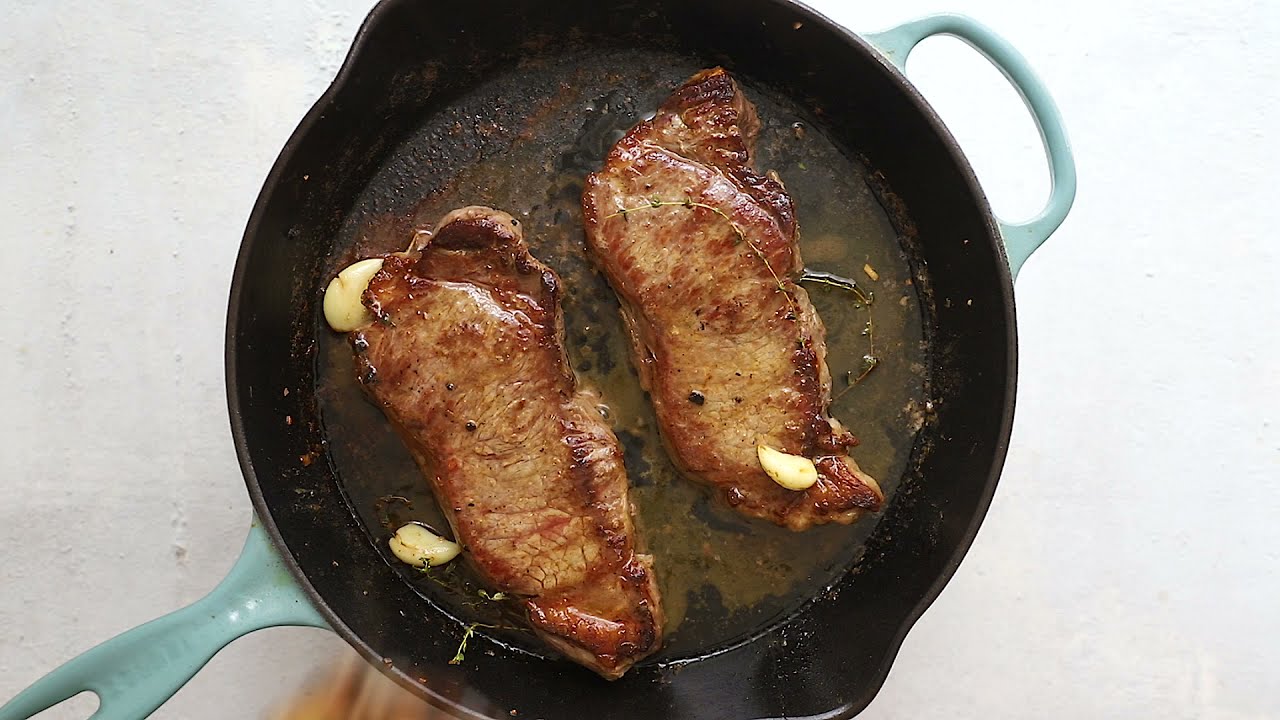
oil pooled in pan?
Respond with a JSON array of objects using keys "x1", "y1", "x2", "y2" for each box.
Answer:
[{"x1": 316, "y1": 48, "x2": 927, "y2": 661}]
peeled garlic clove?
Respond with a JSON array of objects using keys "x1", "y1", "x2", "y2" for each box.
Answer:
[
  {"x1": 323, "y1": 258, "x2": 385, "y2": 332},
  {"x1": 388, "y1": 522, "x2": 461, "y2": 568},
  {"x1": 757, "y1": 443, "x2": 819, "y2": 491}
]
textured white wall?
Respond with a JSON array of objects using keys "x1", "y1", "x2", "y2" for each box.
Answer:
[{"x1": 1, "y1": 1, "x2": 1276, "y2": 718}]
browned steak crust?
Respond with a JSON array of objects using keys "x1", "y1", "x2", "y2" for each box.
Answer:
[
  {"x1": 352, "y1": 207, "x2": 663, "y2": 679},
  {"x1": 582, "y1": 68, "x2": 884, "y2": 531}
]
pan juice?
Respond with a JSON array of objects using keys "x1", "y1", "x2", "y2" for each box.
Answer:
[{"x1": 317, "y1": 49, "x2": 927, "y2": 661}]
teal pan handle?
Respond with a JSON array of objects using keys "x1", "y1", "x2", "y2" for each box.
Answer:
[
  {"x1": 0, "y1": 521, "x2": 327, "y2": 720},
  {"x1": 866, "y1": 14, "x2": 1077, "y2": 278}
]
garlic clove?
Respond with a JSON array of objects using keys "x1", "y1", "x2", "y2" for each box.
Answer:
[
  {"x1": 757, "y1": 443, "x2": 819, "y2": 491},
  {"x1": 388, "y1": 522, "x2": 462, "y2": 568},
  {"x1": 323, "y1": 258, "x2": 385, "y2": 332}
]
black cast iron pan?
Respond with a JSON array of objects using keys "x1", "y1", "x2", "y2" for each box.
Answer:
[{"x1": 0, "y1": 1, "x2": 1074, "y2": 718}]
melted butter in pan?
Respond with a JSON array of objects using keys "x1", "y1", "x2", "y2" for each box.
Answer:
[{"x1": 316, "y1": 50, "x2": 927, "y2": 661}]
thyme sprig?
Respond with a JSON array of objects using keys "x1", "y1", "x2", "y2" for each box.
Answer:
[
  {"x1": 604, "y1": 197, "x2": 796, "y2": 312},
  {"x1": 799, "y1": 270, "x2": 879, "y2": 391},
  {"x1": 450, "y1": 622, "x2": 497, "y2": 665},
  {"x1": 448, "y1": 618, "x2": 532, "y2": 665}
]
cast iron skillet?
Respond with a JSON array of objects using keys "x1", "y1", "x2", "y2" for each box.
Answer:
[{"x1": 0, "y1": 1, "x2": 1075, "y2": 719}]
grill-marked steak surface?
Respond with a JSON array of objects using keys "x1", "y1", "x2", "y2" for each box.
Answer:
[
  {"x1": 352, "y1": 206, "x2": 663, "y2": 679},
  {"x1": 582, "y1": 69, "x2": 884, "y2": 530}
]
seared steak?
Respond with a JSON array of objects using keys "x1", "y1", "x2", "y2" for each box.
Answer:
[
  {"x1": 582, "y1": 69, "x2": 884, "y2": 530},
  {"x1": 352, "y1": 207, "x2": 663, "y2": 679}
]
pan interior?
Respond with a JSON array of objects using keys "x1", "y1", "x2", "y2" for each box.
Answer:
[{"x1": 314, "y1": 46, "x2": 928, "y2": 662}]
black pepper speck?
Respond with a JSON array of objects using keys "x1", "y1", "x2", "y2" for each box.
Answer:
[{"x1": 688, "y1": 390, "x2": 706, "y2": 405}]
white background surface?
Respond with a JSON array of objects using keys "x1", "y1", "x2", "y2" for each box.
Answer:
[{"x1": 2, "y1": 0, "x2": 1277, "y2": 718}]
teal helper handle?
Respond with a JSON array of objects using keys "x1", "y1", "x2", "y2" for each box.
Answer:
[
  {"x1": 0, "y1": 521, "x2": 327, "y2": 720},
  {"x1": 866, "y1": 14, "x2": 1077, "y2": 278}
]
